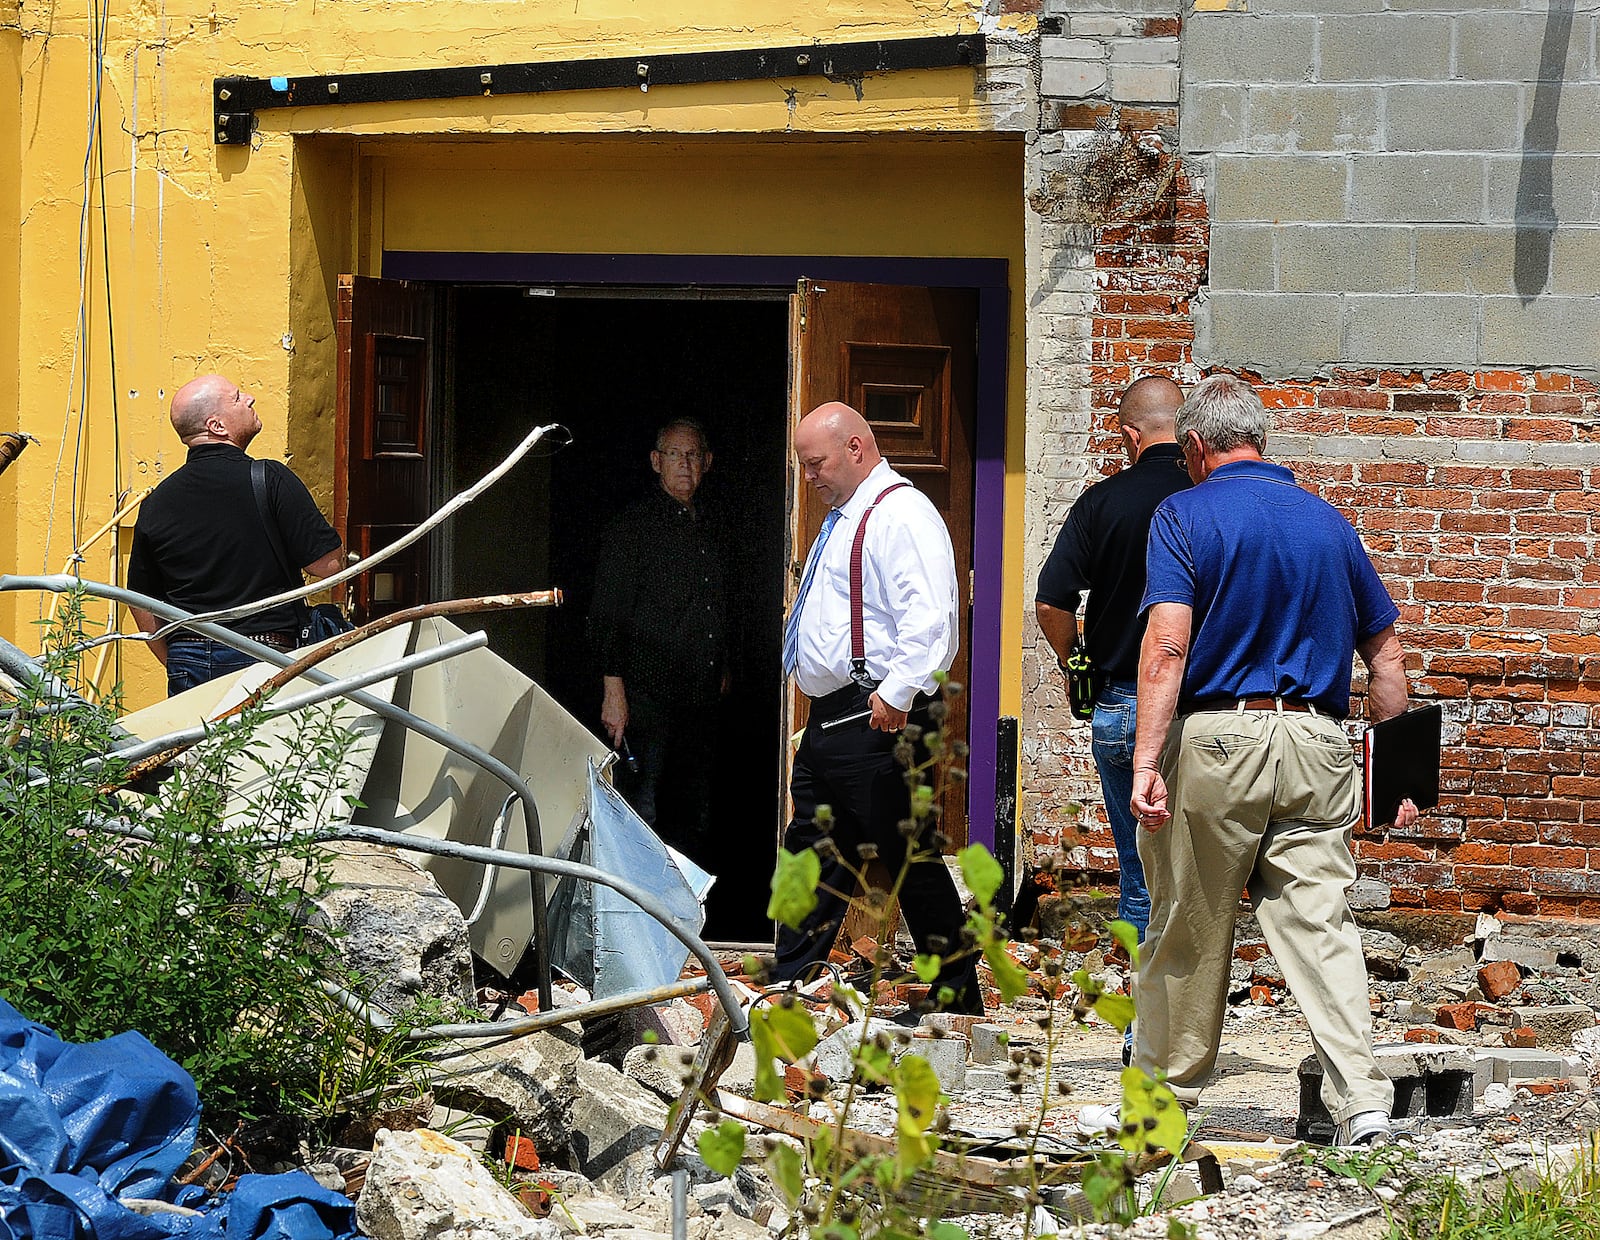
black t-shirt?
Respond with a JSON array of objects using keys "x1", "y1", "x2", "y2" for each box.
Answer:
[
  {"x1": 587, "y1": 485, "x2": 727, "y2": 708},
  {"x1": 1035, "y1": 442, "x2": 1192, "y2": 682},
  {"x1": 127, "y1": 443, "x2": 341, "y2": 636}
]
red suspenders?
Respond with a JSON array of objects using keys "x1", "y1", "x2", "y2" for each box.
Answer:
[{"x1": 848, "y1": 482, "x2": 911, "y2": 687}]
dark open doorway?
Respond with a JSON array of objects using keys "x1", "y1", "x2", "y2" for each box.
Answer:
[{"x1": 443, "y1": 287, "x2": 789, "y2": 941}]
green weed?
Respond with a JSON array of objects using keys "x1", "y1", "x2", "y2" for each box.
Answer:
[
  {"x1": 1395, "y1": 1133, "x2": 1600, "y2": 1240},
  {"x1": 0, "y1": 592, "x2": 392, "y2": 1124}
]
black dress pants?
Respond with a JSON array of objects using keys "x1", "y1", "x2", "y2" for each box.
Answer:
[
  {"x1": 621, "y1": 693, "x2": 716, "y2": 868},
  {"x1": 772, "y1": 685, "x2": 982, "y2": 1013}
]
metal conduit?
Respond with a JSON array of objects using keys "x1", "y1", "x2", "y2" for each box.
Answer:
[
  {"x1": 0, "y1": 574, "x2": 557, "y2": 1012},
  {"x1": 317, "y1": 823, "x2": 750, "y2": 1040}
]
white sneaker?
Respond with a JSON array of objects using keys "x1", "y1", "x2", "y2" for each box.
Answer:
[
  {"x1": 1074, "y1": 1102, "x2": 1123, "y2": 1138},
  {"x1": 1336, "y1": 1110, "x2": 1392, "y2": 1147}
]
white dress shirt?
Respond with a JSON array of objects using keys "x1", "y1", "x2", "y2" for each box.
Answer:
[{"x1": 791, "y1": 459, "x2": 959, "y2": 711}]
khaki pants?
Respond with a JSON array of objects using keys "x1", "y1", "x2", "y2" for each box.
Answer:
[{"x1": 1133, "y1": 707, "x2": 1394, "y2": 1124}]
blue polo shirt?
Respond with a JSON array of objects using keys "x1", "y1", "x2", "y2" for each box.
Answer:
[{"x1": 1140, "y1": 458, "x2": 1399, "y2": 717}]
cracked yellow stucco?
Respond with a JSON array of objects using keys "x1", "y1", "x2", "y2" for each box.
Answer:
[{"x1": 3, "y1": 0, "x2": 1026, "y2": 714}]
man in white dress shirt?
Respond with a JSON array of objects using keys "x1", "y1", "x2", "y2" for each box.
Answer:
[{"x1": 772, "y1": 402, "x2": 982, "y2": 1015}]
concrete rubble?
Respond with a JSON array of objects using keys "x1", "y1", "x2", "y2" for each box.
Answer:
[{"x1": 256, "y1": 880, "x2": 1598, "y2": 1240}]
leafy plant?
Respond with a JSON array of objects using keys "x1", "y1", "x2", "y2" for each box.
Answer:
[
  {"x1": 691, "y1": 676, "x2": 1197, "y2": 1236},
  {"x1": 0, "y1": 593, "x2": 369, "y2": 1120}
]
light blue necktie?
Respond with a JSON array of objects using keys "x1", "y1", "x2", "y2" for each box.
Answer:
[{"x1": 783, "y1": 508, "x2": 843, "y2": 677}]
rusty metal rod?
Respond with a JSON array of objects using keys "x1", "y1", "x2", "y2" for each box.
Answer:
[
  {"x1": 104, "y1": 592, "x2": 559, "y2": 787},
  {"x1": 85, "y1": 632, "x2": 487, "y2": 774},
  {"x1": 332, "y1": 976, "x2": 713, "y2": 1041}
]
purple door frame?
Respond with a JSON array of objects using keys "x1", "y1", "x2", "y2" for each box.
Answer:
[{"x1": 384, "y1": 250, "x2": 1010, "y2": 849}]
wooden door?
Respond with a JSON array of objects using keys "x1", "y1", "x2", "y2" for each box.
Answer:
[
  {"x1": 786, "y1": 278, "x2": 979, "y2": 846},
  {"x1": 334, "y1": 275, "x2": 438, "y2": 621}
]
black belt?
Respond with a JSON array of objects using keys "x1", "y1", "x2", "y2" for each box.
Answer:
[
  {"x1": 809, "y1": 681, "x2": 876, "y2": 716},
  {"x1": 1188, "y1": 696, "x2": 1318, "y2": 715},
  {"x1": 168, "y1": 629, "x2": 297, "y2": 653}
]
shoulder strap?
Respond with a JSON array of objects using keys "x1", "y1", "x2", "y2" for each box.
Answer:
[
  {"x1": 848, "y1": 482, "x2": 912, "y2": 685},
  {"x1": 250, "y1": 459, "x2": 297, "y2": 588}
]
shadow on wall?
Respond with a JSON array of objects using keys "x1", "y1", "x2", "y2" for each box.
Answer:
[{"x1": 1514, "y1": 0, "x2": 1576, "y2": 301}]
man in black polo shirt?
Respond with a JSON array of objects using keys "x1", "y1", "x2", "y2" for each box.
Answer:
[
  {"x1": 127, "y1": 375, "x2": 344, "y2": 696},
  {"x1": 587, "y1": 419, "x2": 726, "y2": 864},
  {"x1": 1035, "y1": 376, "x2": 1190, "y2": 969}
]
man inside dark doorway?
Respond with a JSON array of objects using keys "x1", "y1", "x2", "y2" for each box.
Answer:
[{"x1": 588, "y1": 419, "x2": 727, "y2": 864}]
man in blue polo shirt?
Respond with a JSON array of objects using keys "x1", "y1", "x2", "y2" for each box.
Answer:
[{"x1": 1121, "y1": 374, "x2": 1417, "y2": 1148}]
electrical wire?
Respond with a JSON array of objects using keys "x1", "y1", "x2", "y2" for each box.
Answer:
[
  {"x1": 92, "y1": 0, "x2": 124, "y2": 684},
  {"x1": 43, "y1": 0, "x2": 117, "y2": 600}
]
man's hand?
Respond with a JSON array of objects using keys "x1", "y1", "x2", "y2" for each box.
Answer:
[
  {"x1": 1131, "y1": 768, "x2": 1171, "y2": 832},
  {"x1": 868, "y1": 691, "x2": 908, "y2": 733},
  {"x1": 127, "y1": 605, "x2": 168, "y2": 667},
  {"x1": 1393, "y1": 797, "x2": 1419, "y2": 829},
  {"x1": 600, "y1": 675, "x2": 629, "y2": 748}
]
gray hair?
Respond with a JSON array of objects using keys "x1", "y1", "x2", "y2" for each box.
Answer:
[
  {"x1": 654, "y1": 418, "x2": 709, "y2": 454},
  {"x1": 1175, "y1": 374, "x2": 1268, "y2": 455}
]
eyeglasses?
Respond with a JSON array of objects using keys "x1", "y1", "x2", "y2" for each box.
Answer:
[{"x1": 659, "y1": 449, "x2": 705, "y2": 463}]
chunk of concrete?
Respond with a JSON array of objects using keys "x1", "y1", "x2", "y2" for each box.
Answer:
[
  {"x1": 970, "y1": 1024, "x2": 1011, "y2": 1065},
  {"x1": 427, "y1": 1027, "x2": 584, "y2": 1155},
  {"x1": 1478, "y1": 1046, "x2": 1585, "y2": 1087},
  {"x1": 1297, "y1": 1044, "x2": 1473, "y2": 1142},
  {"x1": 1479, "y1": 936, "x2": 1561, "y2": 971},
  {"x1": 907, "y1": 1033, "x2": 969, "y2": 1096},
  {"x1": 358, "y1": 1127, "x2": 562, "y2": 1240},
  {"x1": 567, "y1": 1056, "x2": 672, "y2": 1195},
  {"x1": 311, "y1": 843, "x2": 475, "y2": 1018},
  {"x1": 1508, "y1": 1004, "x2": 1597, "y2": 1048},
  {"x1": 811, "y1": 1019, "x2": 902, "y2": 1082},
  {"x1": 1347, "y1": 879, "x2": 1391, "y2": 911},
  {"x1": 1360, "y1": 930, "x2": 1407, "y2": 980},
  {"x1": 621, "y1": 1044, "x2": 689, "y2": 1103}
]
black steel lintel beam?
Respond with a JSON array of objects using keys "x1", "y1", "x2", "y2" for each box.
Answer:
[{"x1": 213, "y1": 33, "x2": 986, "y2": 145}]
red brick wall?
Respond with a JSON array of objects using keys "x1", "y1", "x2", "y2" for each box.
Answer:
[{"x1": 1042, "y1": 168, "x2": 1600, "y2": 917}]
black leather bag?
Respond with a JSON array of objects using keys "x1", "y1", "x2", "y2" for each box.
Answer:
[{"x1": 1062, "y1": 644, "x2": 1101, "y2": 722}]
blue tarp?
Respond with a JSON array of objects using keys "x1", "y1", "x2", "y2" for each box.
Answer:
[{"x1": 0, "y1": 998, "x2": 357, "y2": 1240}]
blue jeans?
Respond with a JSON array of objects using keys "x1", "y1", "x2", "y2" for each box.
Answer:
[
  {"x1": 164, "y1": 638, "x2": 259, "y2": 696},
  {"x1": 1091, "y1": 680, "x2": 1149, "y2": 940}
]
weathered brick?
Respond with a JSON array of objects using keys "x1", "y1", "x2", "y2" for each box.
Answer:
[{"x1": 1477, "y1": 960, "x2": 1522, "y2": 1001}]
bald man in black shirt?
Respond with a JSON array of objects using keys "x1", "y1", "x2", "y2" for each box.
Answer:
[
  {"x1": 128, "y1": 375, "x2": 343, "y2": 695},
  {"x1": 1035, "y1": 376, "x2": 1191, "y2": 963}
]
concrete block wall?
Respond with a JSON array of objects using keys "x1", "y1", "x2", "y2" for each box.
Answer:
[
  {"x1": 1023, "y1": 0, "x2": 1194, "y2": 882},
  {"x1": 1182, "y1": 0, "x2": 1600, "y2": 378},
  {"x1": 1018, "y1": 0, "x2": 1600, "y2": 914}
]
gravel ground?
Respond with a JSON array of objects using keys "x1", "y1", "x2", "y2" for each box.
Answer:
[{"x1": 772, "y1": 930, "x2": 1600, "y2": 1238}]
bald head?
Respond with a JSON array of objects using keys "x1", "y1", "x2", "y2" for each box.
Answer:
[
  {"x1": 1115, "y1": 375, "x2": 1183, "y2": 462},
  {"x1": 170, "y1": 375, "x2": 261, "y2": 448},
  {"x1": 794, "y1": 402, "x2": 882, "y2": 509}
]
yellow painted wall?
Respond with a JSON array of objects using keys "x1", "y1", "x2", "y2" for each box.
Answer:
[
  {"x1": 2, "y1": 0, "x2": 1032, "y2": 714},
  {"x1": 0, "y1": 20, "x2": 19, "y2": 467}
]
